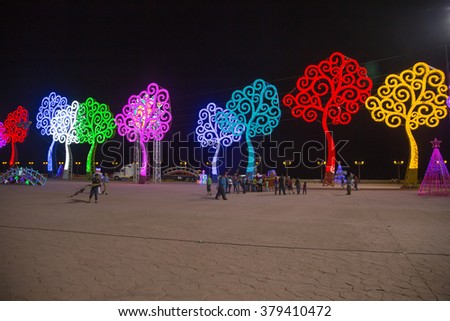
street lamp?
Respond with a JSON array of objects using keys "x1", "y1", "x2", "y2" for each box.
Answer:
[
  {"x1": 206, "y1": 161, "x2": 211, "y2": 176},
  {"x1": 393, "y1": 160, "x2": 404, "y2": 181},
  {"x1": 317, "y1": 161, "x2": 326, "y2": 182},
  {"x1": 283, "y1": 161, "x2": 292, "y2": 177},
  {"x1": 354, "y1": 161, "x2": 364, "y2": 179},
  {"x1": 75, "y1": 161, "x2": 81, "y2": 175}
]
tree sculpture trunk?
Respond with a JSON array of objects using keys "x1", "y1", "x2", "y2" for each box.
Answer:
[
  {"x1": 86, "y1": 143, "x2": 97, "y2": 177},
  {"x1": 9, "y1": 141, "x2": 16, "y2": 166},
  {"x1": 139, "y1": 140, "x2": 147, "y2": 184},
  {"x1": 245, "y1": 134, "x2": 255, "y2": 177},
  {"x1": 322, "y1": 116, "x2": 335, "y2": 185},
  {"x1": 403, "y1": 125, "x2": 418, "y2": 186}
]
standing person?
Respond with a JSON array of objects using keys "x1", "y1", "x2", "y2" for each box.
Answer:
[
  {"x1": 354, "y1": 175, "x2": 359, "y2": 191},
  {"x1": 227, "y1": 176, "x2": 232, "y2": 193},
  {"x1": 215, "y1": 174, "x2": 228, "y2": 200},
  {"x1": 233, "y1": 175, "x2": 239, "y2": 193},
  {"x1": 206, "y1": 175, "x2": 212, "y2": 196},
  {"x1": 265, "y1": 178, "x2": 269, "y2": 192},
  {"x1": 89, "y1": 173, "x2": 102, "y2": 203},
  {"x1": 295, "y1": 177, "x2": 301, "y2": 194},
  {"x1": 273, "y1": 176, "x2": 278, "y2": 195},
  {"x1": 346, "y1": 173, "x2": 352, "y2": 195},
  {"x1": 302, "y1": 181, "x2": 307, "y2": 195},
  {"x1": 278, "y1": 175, "x2": 286, "y2": 195},
  {"x1": 240, "y1": 176, "x2": 246, "y2": 194},
  {"x1": 101, "y1": 173, "x2": 109, "y2": 195}
]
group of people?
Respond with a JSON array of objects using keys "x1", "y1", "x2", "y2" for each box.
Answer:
[{"x1": 207, "y1": 173, "x2": 308, "y2": 200}]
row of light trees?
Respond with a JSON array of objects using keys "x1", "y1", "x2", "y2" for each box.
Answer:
[
  {"x1": 195, "y1": 52, "x2": 448, "y2": 186},
  {"x1": 1, "y1": 52, "x2": 448, "y2": 185},
  {"x1": 0, "y1": 83, "x2": 172, "y2": 183}
]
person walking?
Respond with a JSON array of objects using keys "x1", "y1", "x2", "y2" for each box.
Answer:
[
  {"x1": 206, "y1": 175, "x2": 212, "y2": 196},
  {"x1": 215, "y1": 174, "x2": 228, "y2": 200},
  {"x1": 101, "y1": 173, "x2": 109, "y2": 195},
  {"x1": 346, "y1": 173, "x2": 352, "y2": 195},
  {"x1": 302, "y1": 181, "x2": 307, "y2": 195},
  {"x1": 295, "y1": 177, "x2": 301, "y2": 194},
  {"x1": 273, "y1": 176, "x2": 278, "y2": 195},
  {"x1": 88, "y1": 173, "x2": 102, "y2": 203},
  {"x1": 278, "y1": 175, "x2": 286, "y2": 195},
  {"x1": 354, "y1": 175, "x2": 359, "y2": 191}
]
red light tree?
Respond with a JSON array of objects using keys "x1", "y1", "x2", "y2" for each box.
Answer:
[
  {"x1": 283, "y1": 52, "x2": 372, "y2": 184},
  {"x1": 4, "y1": 106, "x2": 30, "y2": 166}
]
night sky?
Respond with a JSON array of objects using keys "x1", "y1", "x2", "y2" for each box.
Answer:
[{"x1": 1, "y1": 0, "x2": 450, "y2": 179}]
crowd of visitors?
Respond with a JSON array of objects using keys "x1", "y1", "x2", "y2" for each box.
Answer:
[{"x1": 211, "y1": 172, "x2": 310, "y2": 200}]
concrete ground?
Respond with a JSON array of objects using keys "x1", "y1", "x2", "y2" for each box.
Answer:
[{"x1": 0, "y1": 180, "x2": 449, "y2": 300}]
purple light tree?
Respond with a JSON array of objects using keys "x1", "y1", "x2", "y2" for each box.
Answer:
[
  {"x1": 0, "y1": 122, "x2": 7, "y2": 148},
  {"x1": 115, "y1": 83, "x2": 171, "y2": 182},
  {"x1": 196, "y1": 102, "x2": 244, "y2": 176}
]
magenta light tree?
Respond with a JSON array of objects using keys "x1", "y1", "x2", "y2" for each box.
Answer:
[
  {"x1": 0, "y1": 122, "x2": 7, "y2": 148},
  {"x1": 115, "y1": 83, "x2": 172, "y2": 182},
  {"x1": 196, "y1": 102, "x2": 244, "y2": 176}
]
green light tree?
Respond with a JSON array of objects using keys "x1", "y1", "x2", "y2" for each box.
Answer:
[{"x1": 76, "y1": 97, "x2": 116, "y2": 175}]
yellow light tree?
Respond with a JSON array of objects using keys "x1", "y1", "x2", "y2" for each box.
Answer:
[{"x1": 366, "y1": 62, "x2": 448, "y2": 185}]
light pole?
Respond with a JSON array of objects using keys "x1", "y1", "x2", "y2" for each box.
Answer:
[
  {"x1": 393, "y1": 160, "x2": 404, "y2": 181},
  {"x1": 75, "y1": 161, "x2": 81, "y2": 176},
  {"x1": 354, "y1": 161, "x2": 364, "y2": 179},
  {"x1": 206, "y1": 161, "x2": 211, "y2": 176},
  {"x1": 283, "y1": 161, "x2": 292, "y2": 177},
  {"x1": 317, "y1": 161, "x2": 326, "y2": 182}
]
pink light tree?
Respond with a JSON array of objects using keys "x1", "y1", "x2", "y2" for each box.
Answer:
[{"x1": 115, "y1": 83, "x2": 172, "y2": 182}]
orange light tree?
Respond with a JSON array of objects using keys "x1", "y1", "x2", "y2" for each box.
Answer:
[
  {"x1": 283, "y1": 52, "x2": 372, "y2": 184},
  {"x1": 365, "y1": 62, "x2": 448, "y2": 185}
]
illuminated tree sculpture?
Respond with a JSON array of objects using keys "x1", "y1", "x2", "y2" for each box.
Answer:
[
  {"x1": 218, "y1": 79, "x2": 280, "y2": 176},
  {"x1": 36, "y1": 92, "x2": 68, "y2": 174},
  {"x1": 0, "y1": 122, "x2": 7, "y2": 148},
  {"x1": 76, "y1": 97, "x2": 116, "y2": 175},
  {"x1": 283, "y1": 52, "x2": 372, "y2": 185},
  {"x1": 50, "y1": 101, "x2": 79, "y2": 179},
  {"x1": 196, "y1": 102, "x2": 244, "y2": 176},
  {"x1": 4, "y1": 106, "x2": 29, "y2": 166},
  {"x1": 365, "y1": 62, "x2": 448, "y2": 185},
  {"x1": 115, "y1": 83, "x2": 172, "y2": 182}
]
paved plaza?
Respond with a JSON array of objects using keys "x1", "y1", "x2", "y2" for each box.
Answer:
[{"x1": 0, "y1": 180, "x2": 449, "y2": 300}]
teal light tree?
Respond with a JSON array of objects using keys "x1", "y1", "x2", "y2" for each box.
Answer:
[
  {"x1": 36, "y1": 92, "x2": 68, "y2": 174},
  {"x1": 218, "y1": 79, "x2": 281, "y2": 176},
  {"x1": 76, "y1": 97, "x2": 116, "y2": 175}
]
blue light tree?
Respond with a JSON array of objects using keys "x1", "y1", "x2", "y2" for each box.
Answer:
[
  {"x1": 218, "y1": 79, "x2": 281, "y2": 176},
  {"x1": 36, "y1": 92, "x2": 68, "y2": 174},
  {"x1": 196, "y1": 102, "x2": 244, "y2": 177}
]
